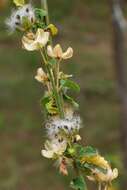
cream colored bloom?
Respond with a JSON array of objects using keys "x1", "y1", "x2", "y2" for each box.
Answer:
[
  {"x1": 41, "y1": 139, "x2": 67, "y2": 159},
  {"x1": 47, "y1": 44, "x2": 73, "y2": 59},
  {"x1": 87, "y1": 168, "x2": 118, "y2": 183},
  {"x1": 22, "y1": 28, "x2": 49, "y2": 51},
  {"x1": 35, "y1": 67, "x2": 48, "y2": 83}
]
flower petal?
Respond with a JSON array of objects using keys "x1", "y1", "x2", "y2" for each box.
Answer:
[
  {"x1": 35, "y1": 67, "x2": 47, "y2": 83},
  {"x1": 112, "y1": 168, "x2": 118, "y2": 180},
  {"x1": 47, "y1": 45, "x2": 56, "y2": 58},
  {"x1": 53, "y1": 44, "x2": 63, "y2": 58},
  {"x1": 35, "y1": 75, "x2": 42, "y2": 83},
  {"x1": 62, "y1": 47, "x2": 73, "y2": 59},
  {"x1": 22, "y1": 36, "x2": 38, "y2": 51},
  {"x1": 37, "y1": 67, "x2": 45, "y2": 76},
  {"x1": 36, "y1": 28, "x2": 49, "y2": 47},
  {"x1": 41, "y1": 149, "x2": 54, "y2": 158}
]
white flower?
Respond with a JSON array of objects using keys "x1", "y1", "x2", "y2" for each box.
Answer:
[
  {"x1": 35, "y1": 67, "x2": 48, "y2": 83},
  {"x1": 6, "y1": 4, "x2": 35, "y2": 32},
  {"x1": 87, "y1": 168, "x2": 118, "y2": 183},
  {"x1": 22, "y1": 29, "x2": 49, "y2": 51},
  {"x1": 47, "y1": 44, "x2": 73, "y2": 59},
  {"x1": 41, "y1": 139, "x2": 67, "y2": 159}
]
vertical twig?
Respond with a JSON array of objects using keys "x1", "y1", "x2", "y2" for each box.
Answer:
[
  {"x1": 41, "y1": 0, "x2": 50, "y2": 25},
  {"x1": 98, "y1": 182, "x2": 102, "y2": 190},
  {"x1": 40, "y1": 0, "x2": 64, "y2": 118},
  {"x1": 41, "y1": 0, "x2": 53, "y2": 44},
  {"x1": 104, "y1": 184, "x2": 108, "y2": 190}
]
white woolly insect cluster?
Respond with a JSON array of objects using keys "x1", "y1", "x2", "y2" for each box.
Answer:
[
  {"x1": 45, "y1": 115, "x2": 81, "y2": 141},
  {"x1": 6, "y1": 4, "x2": 35, "y2": 32},
  {"x1": 41, "y1": 115, "x2": 82, "y2": 159}
]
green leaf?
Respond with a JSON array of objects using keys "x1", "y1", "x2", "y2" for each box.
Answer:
[
  {"x1": 41, "y1": 96, "x2": 50, "y2": 106},
  {"x1": 70, "y1": 176, "x2": 87, "y2": 190},
  {"x1": 60, "y1": 79, "x2": 80, "y2": 92},
  {"x1": 45, "y1": 99, "x2": 58, "y2": 115},
  {"x1": 74, "y1": 145, "x2": 98, "y2": 158},
  {"x1": 35, "y1": 8, "x2": 47, "y2": 21},
  {"x1": 49, "y1": 59, "x2": 57, "y2": 65},
  {"x1": 63, "y1": 94, "x2": 79, "y2": 108},
  {"x1": 32, "y1": 22, "x2": 46, "y2": 31},
  {"x1": 40, "y1": 95, "x2": 58, "y2": 115},
  {"x1": 13, "y1": 0, "x2": 25, "y2": 7},
  {"x1": 79, "y1": 146, "x2": 98, "y2": 157}
]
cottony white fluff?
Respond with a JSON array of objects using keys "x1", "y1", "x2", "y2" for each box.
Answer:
[
  {"x1": 6, "y1": 4, "x2": 35, "y2": 32},
  {"x1": 45, "y1": 115, "x2": 81, "y2": 139}
]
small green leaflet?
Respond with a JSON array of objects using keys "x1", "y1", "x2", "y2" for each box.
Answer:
[
  {"x1": 13, "y1": 0, "x2": 25, "y2": 7},
  {"x1": 70, "y1": 176, "x2": 87, "y2": 190},
  {"x1": 35, "y1": 8, "x2": 47, "y2": 21},
  {"x1": 79, "y1": 146, "x2": 98, "y2": 157},
  {"x1": 41, "y1": 96, "x2": 50, "y2": 106},
  {"x1": 45, "y1": 99, "x2": 58, "y2": 115},
  {"x1": 60, "y1": 79, "x2": 80, "y2": 92},
  {"x1": 74, "y1": 144, "x2": 98, "y2": 158}
]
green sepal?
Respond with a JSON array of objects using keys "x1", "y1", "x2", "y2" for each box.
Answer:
[{"x1": 70, "y1": 176, "x2": 87, "y2": 190}]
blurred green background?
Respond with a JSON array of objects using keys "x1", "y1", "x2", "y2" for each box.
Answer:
[{"x1": 0, "y1": 0, "x2": 125, "y2": 189}]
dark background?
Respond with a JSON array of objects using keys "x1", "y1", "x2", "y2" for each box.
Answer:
[{"x1": 0, "y1": 0, "x2": 126, "y2": 189}]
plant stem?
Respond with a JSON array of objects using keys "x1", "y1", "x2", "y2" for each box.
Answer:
[
  {"x1": 41, "y1": 0, "x2": 53, "y2": 45},
  {"x1": 41, "y1": 0, "x2": 64, "y2": 118},
  {"x1": 104, "y1": 184, "x2": 108, "y2": 190},
  {"x1": 98, "y1": 182, "x2": 102, "y2": 190},
  {"x1": 73, "y1": 159, "x2": 80, "y2": 176},
  {"x1": 41, "y1": 0, "x2": 50, "y2": 25},
  {"x1": 56, "y1": 59, "x2": 61, "y2": 90},
  {"x1": 40, "y1": 49, "x2": 64, "y2": 118}
]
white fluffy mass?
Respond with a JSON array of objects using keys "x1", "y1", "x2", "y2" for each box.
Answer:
[
  {"x1": 6, "y1": 4, "x2": 35, "y2": 32},
  {"x1": 45, "y1": 115, "x2": 81, "y2": 140}
]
